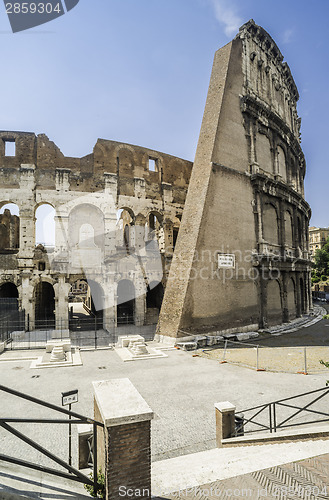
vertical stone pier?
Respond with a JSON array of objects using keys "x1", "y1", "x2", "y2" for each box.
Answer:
[
  {"x1": 215, "y1": 401, "x2": 236, "y2": 447},
  {"x1": 93, "y1": 379, "x2": 154, "y2": 500}
]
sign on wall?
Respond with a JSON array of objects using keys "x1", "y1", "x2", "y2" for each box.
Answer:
[{"x1": 217, "y1": 253, "x2": 235, "y2": 269}]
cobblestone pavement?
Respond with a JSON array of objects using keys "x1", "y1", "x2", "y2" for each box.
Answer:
[{"x1": 153, "y1": 453, "x2": 329, "y2": 499}]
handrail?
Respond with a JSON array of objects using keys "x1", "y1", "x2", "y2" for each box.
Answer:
[
  {"x1": 236, "y1": 386, "x2": 329, "y2": 414},
  {"x1": 0, "y1": 384, "x2": 103, "y2": 426},
  {"x1": 0, "y1": 384, "x2": 103, "y2": 495},
  {"x1": 234, "y1": 386, "x2": 329, "y2": 436}
]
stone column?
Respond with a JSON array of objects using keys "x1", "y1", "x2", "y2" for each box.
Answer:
[
  {"x1": 54, "y1": 276, "x2": 69, "y2": 336},
  {"x1": 215, "y1": 401, "x2": 236, "y2": 447},
  {"x1": 20, "y1": 274, "x2": 34, "y2": 330},
  {"x1": 93, "y1": 379, "x2": 154, "y2": 500},
  {"x1": 103, "y1": 279, "x2": 116, "y2": 333},
  {"x1": 135, "y1": 214, "x2": 146, "y2": 252},
  {"x1": 135, "y1": 277, "x2": 146, "y2": 327}
]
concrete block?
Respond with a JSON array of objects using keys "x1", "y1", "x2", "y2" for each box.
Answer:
[
  {"x1": 176, "y1": 342, "x2": 197, "y2": 351},
  {"x1": 195, "y1": 336, "x2": 207, "y2": 347}
]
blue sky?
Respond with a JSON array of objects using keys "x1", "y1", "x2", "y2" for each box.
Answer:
[{"x1": 0, "y1": 0, "x2": 328, "y2": 226}]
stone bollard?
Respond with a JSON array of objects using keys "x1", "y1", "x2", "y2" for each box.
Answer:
[
  {"x1": 215, "y1": 401, "x2": 236, "y2": 447},
  {"x1": 93, "y1": 378, "x2": 154, "y2": 500}
]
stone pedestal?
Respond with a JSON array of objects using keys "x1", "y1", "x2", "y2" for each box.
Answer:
[
  {"x1": 93, "y1": 379, "x2": 153, "y2": 500},
  {"x1": 215, "y1": 401, "x2": 236, "y2": 447}
]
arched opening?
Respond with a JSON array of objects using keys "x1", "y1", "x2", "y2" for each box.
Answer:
[
  {"x1": 146, "y1": 212, "x2": 164, "y2": 252},
  {"x1": 256, "y1": 133, "x2": 272, "y2": 174},
  {"x1": 35, "y1": 204, "x2": 56, "y2": 248},
  {"x1": 267, "y1": 279, "x2": 282, "y2": 326},
  {"x1": 284, "y1": 211, "x2": 293, "y2": 248},
  {"x1": 297, "y1": 217, "x2": 302, "y2": 249},
  {"x1": 277, "y1": 146, "x2": 287, "y2": 182},
  {"x1": 263, "y1": 204, "x2": 279, "y2": 245},
  {"x1": 0, "y1": 282, "x2": 19, "y2": 319},
  {"x1": 69, "y1": 204, "x2": 104, "y2": 247},
  {"x1": 0, "y1": 203, "x2": 19, "y2": 251},
  {"x1": 287, "y1": 278, "x2": 296, "y2": 320},
  {"x1": 117, "y1": 280, "x2": 135, "y2": 325},
  {"x1": 117, "y1": 208, "x2": 135, "y2": 251},
  {"x1": 300, "y1": 277, "x2": 305, "y2": 315},
  {"x1": 68, "y1": 279, "x2": 104, "y2": 331},
  {"x1": 35, "y1": 282, "x2": 55, "y2": 328},
  {"x1": 146, "y1": 281, "x2": 164, "y2": 325}
]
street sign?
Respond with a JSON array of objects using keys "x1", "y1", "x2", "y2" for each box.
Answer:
[{"x1": 62, "y1": 389, "x2": 78, "y2": 406}]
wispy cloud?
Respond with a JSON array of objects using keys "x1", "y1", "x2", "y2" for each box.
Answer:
[
  {"x1": 209, "y1": 0, "x2": 242, "y2": 37},
  {"x1": 282, "y1": 28, "x2": 294, "y2": 44}
]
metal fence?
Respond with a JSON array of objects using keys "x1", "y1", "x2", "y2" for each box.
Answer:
[
  {"x1": 234, "y1": 386, "x2": 329, "y2": 436},
  {"x1": 218, "y1": 339, "x2": 329, "y2": 374},
  {"x1": 1, "y1": 316, "x2": 156, "y2": 350}
]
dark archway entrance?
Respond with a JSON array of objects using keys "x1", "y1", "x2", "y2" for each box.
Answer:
[
  {"x1": 0, "y1": 282, "x2": 19, "y2": 318},
  {"x1": 35, "y1": 282, "x2": 55, "y2": 328},
  {"x1": 146, "y1": 281, "x2": 164, "y2": 325},
  {"x1": 300, "y1": 277, "x2": 305, "y2": 315},
  {"x1": 117, "y1": 280, "x2": 135, "y2": 325}
]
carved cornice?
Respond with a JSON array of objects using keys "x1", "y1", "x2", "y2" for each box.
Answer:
[
  {"x1": 238, "y1": 19, "x2": 299, "y2": 101},
  {"x1": 250, "y1": 173, "x2": 311, "y2": 218}
]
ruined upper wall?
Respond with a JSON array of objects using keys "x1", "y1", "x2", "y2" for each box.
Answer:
[
  {"x1": 238, "y1": 19, "x2": 300, "y2": 141},
  {"x1": 0, "y1": 131, "x2": 192, "y2": 204}
]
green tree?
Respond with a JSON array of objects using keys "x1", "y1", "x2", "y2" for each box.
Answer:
[{"x1": 313, "y1": 237, "x2": 329, "y2": 277}]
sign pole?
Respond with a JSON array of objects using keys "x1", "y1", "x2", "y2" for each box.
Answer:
[
  {"x1": 69, "y1": 403, "x2": 72, "y2": 466},
  {"x1": 61, "y1": 389, "x2": 79, "y2": 469}
]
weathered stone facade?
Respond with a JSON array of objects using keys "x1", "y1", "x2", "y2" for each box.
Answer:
[
  {"x1": 0, "y1": 132, "x2": 192, "y2": 330},
  {"x1": 157, "y1": 20, "x2": 312, "y2": 341},
  {"x1": 0, "y1": 20, "x2": 312, "y2": 338}
]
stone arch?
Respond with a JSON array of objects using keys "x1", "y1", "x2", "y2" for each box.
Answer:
[
  {"x1": 267, "y1": 279, "x2": 283, "y2": 326},
  {"x1": 256, "y1": 131, "x2": 273, "y2": 174},
  {"x1": 0, "y1": 203, "x2": 20, "y2": 250},
  {"x1": 68, "y1": 204, "x2": 104, "y2": 249},
  {"x1": 146, "y1": 281, "x2": 164, "y2": 325},
  {"x1": 284, "y1": 210, "x2": 294, "y2": 248},
  {"x1": 35, "y1": 203, "x2": 56, "y2": 248},
  {"x1": 35, "y1": 281, "x2": 55, "y2": 328},
  {"x1": 117, "y1": 208, "x2": 135, "y2": 249},
  {"x1": 117, "y1": 279, "x2": 135, "y2": 325},
  {"x1": 115, "y1": 145, "x2": 137, "y2": 177},
  {"x1": 0, "y1": 282, "x2": 19, "y2": 318},
  {"x1": 300, "y1": 276, "x2": 306, "y2": 315},
  {"x1": 146, "y1": 211, "x2": 164, "y2": 250},
  {"x1": 287, "y1": 277, "x2": 296, "y2": 320},
  {"x1": 277, "y1": 145, "x2": 287, "y2": 181},
  {"x1": 263, "y1": 203, "x2": 279, "y2": 245}
]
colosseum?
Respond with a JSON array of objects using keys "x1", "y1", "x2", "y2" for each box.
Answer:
[{"x1": 0, "y1": 20, "x2": 312, "y2": 345}]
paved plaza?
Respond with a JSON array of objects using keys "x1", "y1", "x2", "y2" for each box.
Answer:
[
  {"x1": 1, "y1": 311, "x2": 329, "y2": 498},
  {"x1": 0, "y1": 340, "x2": 329, "y2": 467}
]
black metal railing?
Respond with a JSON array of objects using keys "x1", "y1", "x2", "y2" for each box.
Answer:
[
  {"x1": 234, "y1": 386, "x2": 329, "y2": 436},
  {"x1": 1, "y1": 316, "x2": 156, "y2": 350},
  {"x1": 0, "y1": 385, "x2": 104, "y2": 495}
]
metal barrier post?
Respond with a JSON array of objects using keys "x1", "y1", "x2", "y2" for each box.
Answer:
[
  {"x1": 269, "y1": 403, "x2": 272, "y2": 433},
  {"x1": 93, "y1": 422, "x2": 98, "y2": 496},
  {"x1": 221, "y1": 340, "x2": 228, "y2": 363},
  {"x1": 94, "y1": 316, "x2": 97, "y2": 350}
]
